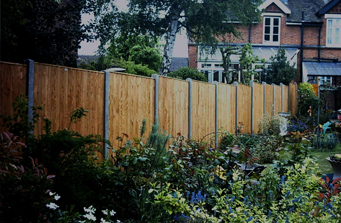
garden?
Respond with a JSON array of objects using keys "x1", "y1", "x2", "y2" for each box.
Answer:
[{"x1": 1, "y1": 82, "x2": 341, "y2": 223}]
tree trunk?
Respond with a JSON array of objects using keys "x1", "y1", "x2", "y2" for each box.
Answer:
[{"x1": 160, "y1": 13, "x2": 180, "y2": 76}]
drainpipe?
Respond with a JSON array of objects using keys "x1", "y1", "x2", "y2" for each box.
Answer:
[
  {"x1": 318, "y1": 25, "x2": 322, "y2": 62},
  {"x1": 248, "y1": 25, "x2": 252, "y2": 43},
  {"x1": 300, "y1": 11, "x2": 304, "y2": 83}
]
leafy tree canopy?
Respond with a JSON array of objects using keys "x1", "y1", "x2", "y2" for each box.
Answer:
[
  {"x1": 98, "y1": 0, "x2": 262, "y2": 75},
  {"x1": 262, "y1": 48, "x2": 298, "y2": 85},
  {"x1": 1, "y1": 0, "x2": 114, "y2": 66}
]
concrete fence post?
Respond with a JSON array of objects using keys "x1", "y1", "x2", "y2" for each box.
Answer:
[
  {"x1": 280, "y1": 83, "x2": 284, "y2": 112},
  {"x1": 152, "y1": 74, "x2": 159, "y2": 125},
  {"x1": 26, "y1": 59, "x2": 35, "y2": 135},
  {"x1": 272, "y1": 83, "x2": 275, "y2": 117},
  {"x1": 214, "y1": 81, "x2": 219, "y2": 148},
  {"x1": 186, "y1": 78, "x2": 193, "y2": 139},
  {"x1": 233, "y1": 82, "x2": 239, "y2": 134},
  {"x1": 103, "y1": 70, "x2": 110, "y2": 159},
  {"x1": 288, "y1": 83, "x2": 291, "y2": 113},
  {"x1": 262, "y1": 82, "x2": 266, "y2": 118},
  {"x1": 250, "y1": 80, "x2": 254, "y2": 134}
]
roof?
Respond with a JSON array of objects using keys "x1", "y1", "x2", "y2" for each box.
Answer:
[
  {"x1": 303, "y1": 62, "x2": 341, "y2": 76},
  {"x1": 170, "y1": 57, "x2": 188, "y2": 72},
  {"x1": 285, "y1": 0, "x2": 327, "y2": 23},
  {"x1": 317, "y1": 0, "x2": 341, "y2": 15},
  {"x1": 260, "y1": 0, "x2": 291, "y2": 14}
]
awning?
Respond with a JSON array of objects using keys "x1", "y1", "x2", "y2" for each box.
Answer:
[{"x1": 303, "y1": 62, "x2": 341, "y2": 76}]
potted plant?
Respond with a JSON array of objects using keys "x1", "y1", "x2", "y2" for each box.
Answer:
[{"x1": 327, "y1": 154, "x2": 341, "y2": 180}]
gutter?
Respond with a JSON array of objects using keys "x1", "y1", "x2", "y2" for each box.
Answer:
[{"x1": 300, "y1": 11, "x2": 304, "y2": 83}]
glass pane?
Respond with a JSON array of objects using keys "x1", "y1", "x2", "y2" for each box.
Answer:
[
  {"x1": 273, "y1": 18, "x2": 279, "y2": 26},
  {"x1": 265, "y1": 18, "x2": 270, "y2": 25},
  {"x1": 273, "y1": 35, "x2": 278, "y2": 42},
  {"x1": 265, "y1": 27, "x2": 270, "y2": 34},
  {"x1": 265, "y1": 35, "x2": 270, "y2": 41},
  {"x1": 214, "y1": 71, "x2": 219, "y2": 81},
  {"x1": 327, "y1": 36, "x2": 332, "y2": 44},
  {"x1": 273, "y1": 27, "x2": 279, "y2": 34},
  {"x1": 336, "y1": 19, "x2": 341, "y2": 27},
  {"x1": 328, "y1": 20, "x2": 332, "y2": 27}
]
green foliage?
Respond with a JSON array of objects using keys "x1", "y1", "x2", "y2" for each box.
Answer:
[
  {"x1": 262, "y1": 48, "x2": 298, "y2": 85},
  {"x1": 313, "y1": 134, "x2": 339, "y2": 151},
  {"x1": 239, "y1": 43, "x2": 260, "y2": 84},
  {"x1": 78, "y1": 55, "x2": 114, "y2": 71},
  {"x1": 114, "y1": 60, "x2": 157, "y2": 77},
  {"x1": 0, "y1": 132, "x2": 53, "y2": 222},
  {"x1": 297, "y1": 82, "x2": 321, "y2": 125},
  {"x1": 168, "y1": 67, "x2": 208, "y2": 82},
  {"x1": 258, "y1": 115, "x2": 282, "y2": 136}
]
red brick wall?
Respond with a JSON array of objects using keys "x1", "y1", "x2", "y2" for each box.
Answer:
[{"x1": 188, "y1": 44, "x2": 198, "y2": 69}]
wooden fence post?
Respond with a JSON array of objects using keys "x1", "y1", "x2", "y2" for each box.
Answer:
[
  {"x1": 152, "y1": 74, "x2": 159, "y2": 124},
  {"x1": 250, "y1": 80, "x2": 254, "y2": 134},
  {"x1": 26, "y1": 59, "x2": 34, "y2": 135},
  {"x1": 186, "y1": 78, "x2": 193, "y2": 139},
  {"x1": 103, "y1": 70, "x2": 110, "y2": 159},
  {"x1": 234, "y1": 82, "x2": 239, "y2": 134}
]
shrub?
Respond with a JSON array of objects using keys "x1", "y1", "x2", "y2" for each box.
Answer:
[
  {"x1": 114, "y1": 60, "x2": 157, "y2": 77},
  {"x1": 287, "y1": 118, "x2": 308, "y2": 133},
  {"x1": 168, "y1": 67, "x2": 208, "y2": 82},
  {"x1": 258, "y1": 115, "x2": 282, "y2": 135}
]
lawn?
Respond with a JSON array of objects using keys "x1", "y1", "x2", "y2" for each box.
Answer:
[{"x1": 310, "y1": 136, "x2": 341, "y2": 175}]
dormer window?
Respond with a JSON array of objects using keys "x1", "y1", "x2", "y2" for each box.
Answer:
[
  {"x1": 327, "y1": 19, "x2": 341, "y2": 47},
  {"x1": 263, "y1": 17, "x2": 280, "y2": 45}
]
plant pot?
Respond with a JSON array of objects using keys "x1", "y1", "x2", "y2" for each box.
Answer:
[{"x1": 326, "y1": 157, "x2": 341, "y2": 180}]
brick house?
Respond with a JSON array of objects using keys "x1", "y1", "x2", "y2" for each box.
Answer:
[{"x1": 188, "y1": 0, "x2": 341, "y2": 110}]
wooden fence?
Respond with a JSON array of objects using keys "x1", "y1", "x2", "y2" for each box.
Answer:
[{"x1": 0, "y1": 61, "x2": 299, "y2": 155}]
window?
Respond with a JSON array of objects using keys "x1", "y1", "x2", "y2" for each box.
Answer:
[
  {"x1": 327, "y1": 19, "x2": 341, "y2": 47},
  {"x1": 263, "y1": 17, "x2": 280, "y2": 45},
  {"x1": 318, "y1": 76, "x2": 332, "y2": 86}
]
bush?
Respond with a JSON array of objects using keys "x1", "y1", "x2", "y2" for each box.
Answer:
[
  {"x1": 297, "y1": 83, "x2": 321, "y2": 125},
  {"x1": 114, "y1": 60, "x2": 157, "y2": 77},
  {"x1": 168, "y1": 67, "x2": 208, "y2": 82}
]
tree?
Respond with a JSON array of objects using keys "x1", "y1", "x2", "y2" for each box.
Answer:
[
  {"x1": 262, "y1": 48, "x2": 298, "y2": 85},
  {"x1": 99, "y1": 0, "x2": 262, "y2": 76},
  {"x1": 239, "y1": 43, "x2": 260, "y2": 84},
  {"x1": 107, "y1": 34, "x2": 162, "y2": 71},
  {"x1": 1, "y1": 0, "x2": 113, "y2": 66}
]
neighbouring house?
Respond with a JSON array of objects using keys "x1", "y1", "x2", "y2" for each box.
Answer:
[
  {"x1": 170, "y1": 57, "x2": 189, "y2": 72},
  {"x1": 188, "y1": 0, "x2": 341, "y2": 110}
]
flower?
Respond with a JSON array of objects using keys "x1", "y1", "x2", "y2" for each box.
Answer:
[
  {"x1": 46, "y1": 202, "x2": 59, "y2": 210},
  {"x1": 101, "y1": 218, "x2": 110, "y2": 223},
  {"x1": 84, "y1": 205, "x2": 96, "y2": 214},
  {"x1": 110, "y1": 210, "x2": 116, "y2": 216},
  {"x1": 54, "y1": 194, "x2": 61, "y2": 201},
  {"x1": 102, "y1": 210, "x2": 108, "y2": 215},
  {"x1": 84, "y1": 213, "x2": 96, "y2": 221}
]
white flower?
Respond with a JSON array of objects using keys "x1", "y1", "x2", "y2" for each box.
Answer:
[
  {"x1": 84, "y1": 205, "x2": 96, "y2": 214},
  {"x1": 110, "y1": 210, "x2": 116, "y2": 216},
  {"x1": 46, "y1": 202, "x2": 59, "y2": 210},
  {"x1": 100, "y1": 218, "x2": 110, "y2": 223},
  {"x1": 49, "y1": 191, "x2": 56, "y2": 196},
  {"x1": 54, "y1": 194, "x2": 61, "y2": 201},
  {"x1": 102, "y1": 210, "x2": 108, "y2": 215},
  {"x1": 117, "y1": 220, "x2": 121, "y2": 223},
  {"x1": 84, "y1": 213, "x2": 96, "y2": 221}
]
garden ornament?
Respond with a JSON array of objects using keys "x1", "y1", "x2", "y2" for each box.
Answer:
[{"x1": 322, "y1": 121, "x2": 331, "y2": 134}]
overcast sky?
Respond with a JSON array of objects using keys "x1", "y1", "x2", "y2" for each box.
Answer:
[{"x1": 78, "y1": 0, "x2": 188, "y2": 58}]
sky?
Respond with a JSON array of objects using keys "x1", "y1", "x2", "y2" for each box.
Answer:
[{"x1": 78, "y1": 0, "x2": 188, "y2": 57}]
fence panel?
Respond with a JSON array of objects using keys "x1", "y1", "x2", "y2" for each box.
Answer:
[
  {"x1": 109, "y1": 72, "x2": 155, "y2": 149},
  {"x1": 191, "y1": 81, "x2": 215, "y2": 141},
  {"x1": 34, "y1": 63, "x2": 105, "y2": 137},
  {"x1": 158, "y1": 76, "x2": 189, "y2": 138},
  {"x1": 238, "y1": 84, "x2": 252, "y2": 133},
  {"x1": 218, "y1": 83, "x2": 236, "y2": 134},
  {"x1": 253, "y1": 83, "x2": 264, "y2": 134},
  {"x1": 274, "y1": 85, "x2": 282, "y2": 116},
  {"x1": 0, "y1": 62, "x2": 27, "y2": 132},
  {"x1": 265, "y1": 84, "x2": 274, "y2": 117}
]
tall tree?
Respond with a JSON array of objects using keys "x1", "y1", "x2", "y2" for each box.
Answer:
[
  {"x1": 1, "y1": 0, "x2": 113, "y2": 66},
  {"x1": 99, "y1": 0, "x2": 262, "y2": 76},
  {"x1": 262, "y1": 48, "x2": 298, "y2": 85}
]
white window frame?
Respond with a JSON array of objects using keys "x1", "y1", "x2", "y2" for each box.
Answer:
[
  {"x1": 326, "y1": 18, "x2": 341, "y2": 47},
  {"x1": 318, "y1": 76, "x2": 332, "y2": 86},
  {"x1": 263, "y1": 16, "x2": 281, "y2": 45}
]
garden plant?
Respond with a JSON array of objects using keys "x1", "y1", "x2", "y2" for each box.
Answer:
[{"x1": 0, "y1": 95, "x2": 341, "y2": 222}]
